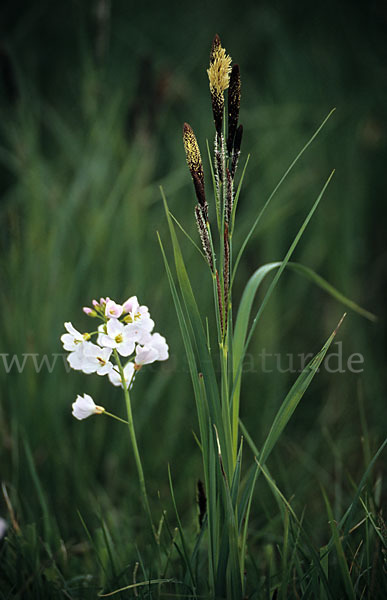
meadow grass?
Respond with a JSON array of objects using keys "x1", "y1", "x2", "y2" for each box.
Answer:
[{"x1": 0, "y1": 7, "x2": 386, "y2": 599}]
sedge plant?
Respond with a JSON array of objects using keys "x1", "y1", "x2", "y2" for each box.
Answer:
[{"x1": 159, "y1": 34, "x2": 377, "y2": 599}]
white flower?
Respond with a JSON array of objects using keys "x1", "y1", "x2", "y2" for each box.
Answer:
[
  {"x1": 149, "y1": 333, "x2": 169, "y2": 361},
  {"x1": 122, "y1": 295, "x2": 140, "y2": 315},
  {"x1": 123, "y1": 296, "x2": 151, "y2": 321},
  {"x1": 97, "y1": 319, "x2": 135, "y2": 357},
  {"x1": 135, "y1": 344, "x2": 159, "y2": 366},
  {"x1": 82, "y1": 343, "x2": 113, "y2": 375},
  {"x1": 61, "y1": 322, "x2": 89, "y2": 351},
  {"x1": 108, "y1": 361, "x2": 135, "y2": 389},
  {"x1": 135, "y1": 333, "x2": 169, "y2": 366},
  {"x1": 126, "y1": 317, "x2": 154, "y2": 344},
  {"x1": 68, "y1": 342, "x2": 113, "y2": 375},
  {"x1": 105, "y1": 300, "x2": 123, "y2": 319},
  {"x1": 67, "y1": 343, "x2": 88, "y2": 371},
  {"x1": 72, "y1": 393, "x2": 105, "y2": 420}
]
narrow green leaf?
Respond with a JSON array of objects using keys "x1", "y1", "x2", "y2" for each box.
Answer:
[
  {"x1": 24, "y1": 438, "x2": 52, "y2": 544},
  {"x1": 256, "y1": 459, "x2": 333, "y2": 600},
  {"x1": 99, "y1": 578, "x2": 179, "y2": 597},
  {"x1": 232, "y1": 109, "x2": 336, "y2": 283},
  {"x1": 168, "y1": 465, "x2": 197, "y2": 593},
  {"x1": 260, "y1": 315, "x2": 344, "y2": 465},
  {"x1": 168, "y1": 210, "x2": 206, "y2": 260},
  {"x1": 338, "y1": 437, "x2": 387, "y2": 539},
  {"x1": 232, "y1": 171, "x2": 335, "y2": 460},
  {"x1": 322, "y1": 487, "x2": 355, "y2": 600},
  {"x1": 230, "y1": 154, "x2": 250, "y2": 236}
]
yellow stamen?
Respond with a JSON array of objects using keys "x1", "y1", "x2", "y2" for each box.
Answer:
[{"x1": 207, "y1": 43, "x2": 232, "y2": 95}]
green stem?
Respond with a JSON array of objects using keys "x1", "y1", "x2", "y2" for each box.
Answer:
[
  {"x1": 113, "y1": 349, "x2": 157, "y2": 544},
  {"x1": 103, "y1": 411, "x2": 129, "y2": 425}
]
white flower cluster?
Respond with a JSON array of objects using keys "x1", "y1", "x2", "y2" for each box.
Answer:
[{"x1": 61, "y1": 296, "x2": 169, "y2": 420}]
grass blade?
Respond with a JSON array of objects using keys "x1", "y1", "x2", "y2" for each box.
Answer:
[
  {"x1": 232, "y1": 171, "x2": 335, "y2": 459},
  {"x1": 322, "y1": 487, "x2": 356, "y2": 600},
  {"x1": 231, "y1": 108, "x2": 336, "y2": 283}
]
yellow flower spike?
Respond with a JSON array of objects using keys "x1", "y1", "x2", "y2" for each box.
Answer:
[
  {"x1": 207, "y1": 34, "x2": 232, "y2": 136},
  {"x1": 207, "y1": 35, "x2": 232, "y2": 96}
]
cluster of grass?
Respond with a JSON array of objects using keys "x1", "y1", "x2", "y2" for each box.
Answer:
[{"x1": 0, "y1": 1, "x2": 386, "y2": 598}]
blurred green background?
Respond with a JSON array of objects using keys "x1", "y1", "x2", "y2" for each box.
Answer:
[{"x1": 0, "y1": 0, "x2": 385, "y2": 595}]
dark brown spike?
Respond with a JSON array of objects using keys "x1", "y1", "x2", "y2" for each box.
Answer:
[
  {"x1": 234, "y1": 123, "x2": 243, "y2": 154},
  {"x1": 192, "y1": 171, "x2": 207, "y2": 216},
  {"x1": 209, "y1": 34, "x2": 221, "y2": 63},
  {"x1": 227, "y1": 64, "x2": 241, "y2": 154},
  {"x1": 212, "y1": 92, "x2": 224, "y2": 137}
]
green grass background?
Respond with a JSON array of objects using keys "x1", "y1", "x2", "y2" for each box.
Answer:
[{"x1": 0, "y1": 0, "x2": 386, "y2": 597}]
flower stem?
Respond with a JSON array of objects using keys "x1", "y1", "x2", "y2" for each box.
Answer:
[
  {"x1": 103, "y1": 411, "x2": 129, "y2": 425},
  {"x1": 113, "y1": 350, "x2": 157, "y2": 544}
]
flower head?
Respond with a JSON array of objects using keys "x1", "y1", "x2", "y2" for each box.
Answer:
[
  {"x1": 72, "y1": 393, "x2": 105, "y2": 420},
  {"x1": 62, "y1": 296, "x2": 168, "y2": 398}
]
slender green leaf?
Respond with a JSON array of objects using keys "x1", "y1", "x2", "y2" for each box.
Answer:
[
  {"x1": 232, "y1": 108, "x2": 336, "y2": 283},
  {"x1": 168, "y1": 210, "x2": 206, "y2": 260},
  {"x1": 168, "y1": 465, "x2": 197, "y2": 593},
  {"x1": 322, "y1": 488, "x2": 355, "y2": 600},
  {"x1": 338, "y1": 437, "x2": 387, "y2": 539},
  {"x1": 232, "y1": 171, "x2": 335, "y2": 459},
  {"x1": 99, "y1": 578, "x2": 179, "y2": 597},
  {"x1": 260, "y1": 315, "x2": 344, "y2": 465}
]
